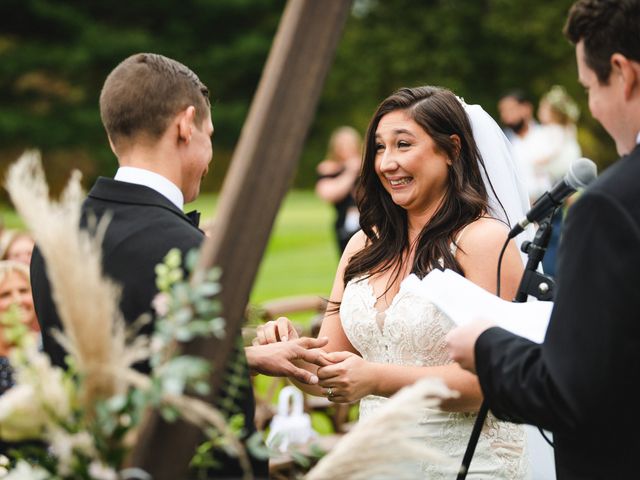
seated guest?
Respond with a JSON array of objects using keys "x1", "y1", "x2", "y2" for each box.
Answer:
[{"x1": 1, "y1": 230, "x2": 35, "y2": 265}]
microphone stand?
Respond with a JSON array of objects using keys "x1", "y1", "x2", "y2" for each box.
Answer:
[
  {"x1": 456, "y1": 212, "x2": 556, "y2": 480},
  {"x1": 514, "y1": 214, "x2": 556, "y2": 302}
]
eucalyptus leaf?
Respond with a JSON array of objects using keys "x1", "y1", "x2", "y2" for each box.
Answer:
[
  {"x1": 185, "y1": 249, "x2": 200, "y2": 272},
  {"x1": 105, "y1": 394, "x2": 128, "y2": 412},
  {"x1": 291, "y1": 451, "x2": 311, "y2": 469}
]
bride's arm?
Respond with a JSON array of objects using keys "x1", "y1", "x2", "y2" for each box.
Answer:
[
  {"x1": 317, "y1": 356, "x2": 483, "y2": 412},
  {"x1": 317, "y1": 219, "x2": 524, "y2": 411},
  {"x1": 252, "y1": 231, "x2": 366, "y2": 396}
]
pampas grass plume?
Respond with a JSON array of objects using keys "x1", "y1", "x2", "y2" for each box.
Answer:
[{"x1": 5, "y1": 151, "x2": 133, "y2": 408}]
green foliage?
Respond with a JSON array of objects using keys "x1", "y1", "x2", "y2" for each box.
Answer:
[
  {"x1": 0, "y1": 305, "x2": 31, "y2": 347},
  {"x1": 0, "y1": 0, "x2": 285, "y2": 196},
  {"x1": 301, "y1": 0, "x2": 617, "y2": 186},
  {"x1": 0, "y1": 0, "x2": 617, "y2": 197}
]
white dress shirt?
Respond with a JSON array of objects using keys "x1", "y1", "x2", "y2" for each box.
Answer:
[{"x1": 114, "y1": 167, "x2": 184, "y2": 210}]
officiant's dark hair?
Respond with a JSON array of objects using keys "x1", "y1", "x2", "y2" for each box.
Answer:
[
  {"x1": 564, "y1": 0, "x2": 640, "y2": 84},
  {"x1": 344, "y1": 86, "x2": 493, "y2": 286}
]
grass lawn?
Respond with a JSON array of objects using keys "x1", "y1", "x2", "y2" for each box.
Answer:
[{"x1": 188, "y1": 189, "x2": 340, "y2": 307}]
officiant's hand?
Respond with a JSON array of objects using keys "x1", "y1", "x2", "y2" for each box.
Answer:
[
  {"x1": 245, "y1": 337, "x2": 332, "y2": 385},
  {"x1": 316, "y1": 351, "x2": 373, "y2": 403},
  {"x1": 445, "y1": 319, "x2": 497, "y2": 374}
]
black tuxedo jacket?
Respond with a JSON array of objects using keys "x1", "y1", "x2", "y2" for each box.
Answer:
[
  {"x1": 476, "y1": 146, "x2": 640, "y2": 479},
  {"x1": 30, "y1": 178, "x2": 267, "y2": 479}
]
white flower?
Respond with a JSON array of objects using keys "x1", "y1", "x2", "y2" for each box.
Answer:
[
  {"x1": 0, "y1": 348, "x2": 74, "y2": 443},
  {"x1": 0, "y1": 460, "x2": 48, "y2": 480},
  {"x1": 48, "y1": 429, "x2": 96, "y2": 476},
  {"x1": 13, "y1": 347, "x2": 73, "y2": 422},
  {"x1": 88, "y1": 461, "x2": 118, "y2": 480},
  {"x1": 0, "y1": 385, "x2": 47, "y2": 441}
]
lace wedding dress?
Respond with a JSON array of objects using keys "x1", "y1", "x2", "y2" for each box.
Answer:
[{"x1": 340, "y1": 273, "x2": 531, "y2": 479}]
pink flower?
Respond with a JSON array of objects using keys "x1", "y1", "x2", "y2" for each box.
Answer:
[{"x1": 152, "y1": 293, "x2": 170, "y2": 317}]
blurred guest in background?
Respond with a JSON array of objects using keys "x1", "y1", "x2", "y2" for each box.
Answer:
[
  {"x1": 534, "y1": 85, "x2": 582, "y2": 276},
  {"x1": 536, "y1": 85, "x2": 582, "y2": 187},
  {"x1": 498, "y1": 89, "x2": 542, "y2": 201},
  {"x1": 315, "y1": 126, "x2": 363, "y2": 253},
  {"x1": 0, "y1": 261, "x2": 40, "y2": 394},
  {"x1": 1, "y1": 230, "x2": 35, "y2": 265}
]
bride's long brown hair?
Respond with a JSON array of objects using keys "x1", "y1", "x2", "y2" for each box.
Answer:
[{"x1": 344, "y1": 86, "x2": 499, "y2": 287}]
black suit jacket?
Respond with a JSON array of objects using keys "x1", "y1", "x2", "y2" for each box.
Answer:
[
  {"x1": 31, "y1": 177, "x2": 267, "y2": 479},
  {"x1": 475, "y1": 146, "x2": 640, "y2": 479}
]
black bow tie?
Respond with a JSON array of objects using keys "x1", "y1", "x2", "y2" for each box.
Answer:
[{"x1": 185, "y1": 210, "x2": 201, "y2": 228}]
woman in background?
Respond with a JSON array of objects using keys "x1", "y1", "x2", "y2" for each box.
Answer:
[
  {"x1": 0, "y1": 230, "x2": 35, "y2": 265},
  {"x1": 0, "y1": 260, "x2": 40, "y2": 395},
  {"x1": 534, "y1": 85, "x2": 582, "y2": 277},
  {"x1": 315, "y1": 126, "x2": 363, "y2": 254}
]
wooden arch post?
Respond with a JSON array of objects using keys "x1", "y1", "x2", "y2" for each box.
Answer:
[{"x1": 129, "y1": 1, "x2": 352, "y2": 478}]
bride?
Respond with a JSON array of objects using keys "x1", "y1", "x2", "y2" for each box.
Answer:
[{"x1": 255, "y1": 86, "x2": 532, "y2": 478}]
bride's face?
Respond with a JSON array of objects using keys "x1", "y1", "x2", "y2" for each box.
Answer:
[{"x1": 374, "y1": 110, "x2": 451, "y2": 216}]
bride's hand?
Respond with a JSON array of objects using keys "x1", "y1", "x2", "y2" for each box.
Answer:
[
  {"x1": 316, "y1": 351, "x2": 375, "y2": 403},
  {"x1": 252, "y1": 316, "x2": 299, "y2": 345}
]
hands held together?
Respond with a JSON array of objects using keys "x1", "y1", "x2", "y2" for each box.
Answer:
[{"x1": 251, "y1": 317, "x2": 376, "y2": 403}]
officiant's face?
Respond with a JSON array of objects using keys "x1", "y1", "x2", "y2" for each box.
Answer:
[
  {"x1": 576, "y1": 41, "x2": 631, "y2": 155},
  {"x1": 374, "y1": 110, "x2": 451, "y2": 215}
]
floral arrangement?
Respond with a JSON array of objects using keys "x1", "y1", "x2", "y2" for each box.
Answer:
[{"x1": 0, "y1": 152, "x2": 250, "y2": 479}]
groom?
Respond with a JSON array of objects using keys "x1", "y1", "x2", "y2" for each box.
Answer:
[
  {"x1": 446, "y1": 1, "x2": 640, "y2": 478},
  {"x1": 30, "y1": 53, "x2": 329, "y2": 479}
]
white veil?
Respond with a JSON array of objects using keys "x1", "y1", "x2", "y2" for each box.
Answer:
[{"x1": 462, "y1": 102, "x2": 534, "y2": 260}]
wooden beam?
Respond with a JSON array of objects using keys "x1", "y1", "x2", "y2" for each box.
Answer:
[{"x1": 129, "y1": 1, "x2": 352, "y2": 477}]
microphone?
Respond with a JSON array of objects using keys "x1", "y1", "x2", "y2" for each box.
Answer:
[{"x1": 509, "y1": 157, "x2": 598, "y2": 238}]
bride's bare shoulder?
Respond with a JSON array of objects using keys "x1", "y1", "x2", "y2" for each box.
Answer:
[
  {"x1": 457, "y1": 217, "x2": 510, "y2": 249},
  {"x1": 343, "y1": 230, "x2": 368, "y2": 258}
]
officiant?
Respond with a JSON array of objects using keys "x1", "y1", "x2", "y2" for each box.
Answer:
[{"x1": 446, "y1": 1, "x2": 640, "y2": 478}]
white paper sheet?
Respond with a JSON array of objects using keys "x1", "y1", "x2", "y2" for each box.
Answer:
[{"x1": 403, "y1": 269, "x2": 553, "y2": 344}]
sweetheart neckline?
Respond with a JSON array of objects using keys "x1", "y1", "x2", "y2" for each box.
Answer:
[{"x1": 347, "y1": 275, "x2": 420, "y2": 333}]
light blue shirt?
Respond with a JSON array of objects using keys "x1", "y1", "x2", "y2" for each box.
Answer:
[{"x1": 114, "y1": 167, "x2": 184, "y2": 210}]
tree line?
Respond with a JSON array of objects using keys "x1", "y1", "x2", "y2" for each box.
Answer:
[{"x1": 0, "y1": 0, "x2": 615, "y2": 198}]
